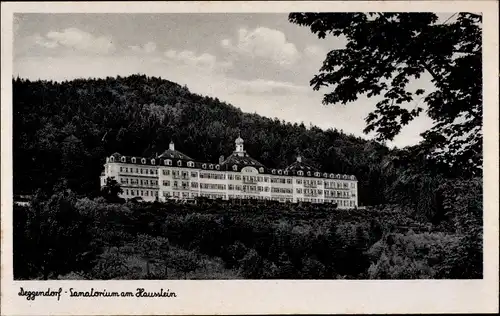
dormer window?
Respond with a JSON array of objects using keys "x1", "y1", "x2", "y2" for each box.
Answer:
[
  {"x1": 298, "y1": 171, "x2": 304, "y2": 176},
  {"x1": 232, "y1": 165, "x2": 237, "y2": 171},
  {"x1": 278, "y1": 170, "x2": 282, "y2": 175},
  {"x1": 351, "y1": 175, "x2": 355, "y2": 180},
  {"x1": 177, "y1": 160, "x2": 182, "y2": 167},
  {"x1": 259, "y1": 167, "x2": 264, "y2": 173},
  {"x1": 336, "y1": 174, "x2": 341, "y2": 178},
  {"x1": 187, "y1": 161, "x2": 194, "y2": 167},
  {"x1": 131, "y1": 157, "x2": 136, "y2": 163},
  {"x1": 330, "y1": 174, "x2": 334, "y2": 178},
  {"x1": 202, "y1": 163, "x2": 207, "y2": 169},
  {"x1": 215, "y1": 165, "x2": 220, "y2": 170},
  {"x1": 110, "y1": 156, "x2": 115, "y2": 162},
  {"x1": 121, "y1": 156, "x2": 126, "y2": 163},
  {"x1": 323, "y1": 173, "x2": 328, "y2": 177},
  {"x1": 307, "y1": 171, "x2": 311, "y2": 176},
  {"x1": 151, "y1": 159, "x2": 155, "y2": 165},
  {"x1": 284, "y1": 171, "x2": 288, "y2": 175},
  {"x1": 141, "y1": 158, "x2": 146, "y2": 164},
  {"x1": 272, "y1": 169, "x2": 276, "y2": 174},
  {"x1": 315, "y1": 172, "x2": 320, "y2": 177}
]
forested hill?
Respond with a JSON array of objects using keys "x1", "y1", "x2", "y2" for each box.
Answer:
[{"x1": 13, "y1": 74, "x2": 397, "y2": 205}]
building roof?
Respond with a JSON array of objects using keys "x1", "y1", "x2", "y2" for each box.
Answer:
[
  {"x1": 158, "y1": 148, "x2": 193, "y2": 160},
  {"x1": 105, "y1": 139, "x2": 357, "y2": 180},
  {"x1": 219, "y1": 152, "x2": 266, "y2": 171},
  {"x1": 285, "y1": 160, "x2": 319, "y2": 173}
]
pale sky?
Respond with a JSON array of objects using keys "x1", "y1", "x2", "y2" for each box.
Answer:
[{"x1": 13, "y1": 13, "x2": 446, "y2": 148}]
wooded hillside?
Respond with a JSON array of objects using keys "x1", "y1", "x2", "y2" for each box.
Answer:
[{"x1": 14, "y1": 75, "x2": 398, "y2": 206}]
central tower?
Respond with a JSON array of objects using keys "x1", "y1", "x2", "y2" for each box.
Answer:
[{"x1": 234, "y1": 134, "x2": 245, "y2": 157}]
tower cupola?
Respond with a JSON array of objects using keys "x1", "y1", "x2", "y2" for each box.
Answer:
[{"x1": 235, "y1": 134, "x2": 245, "y2": 156}]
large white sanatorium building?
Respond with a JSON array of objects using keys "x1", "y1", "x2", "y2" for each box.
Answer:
[{"x1": 100, "y1": 136, "x2": 358, "y2": 208}]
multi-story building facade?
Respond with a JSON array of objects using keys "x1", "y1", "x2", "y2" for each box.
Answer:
[{"x1": 100, "y1": 136, "x2": 358, "y2": 208}]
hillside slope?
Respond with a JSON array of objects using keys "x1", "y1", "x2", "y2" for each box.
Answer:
[{"x1": 13, "y1": 74, "x2": 396, "y2": 204}]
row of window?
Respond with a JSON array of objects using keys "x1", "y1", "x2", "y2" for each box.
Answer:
[
  {"x1": 120, "y1": 167, "x2": 158, "y2": 175},
  {"x1": 271, "y1": 178, "x2": 293, "y2": 184},
  {"x1": 157, "y1": 192, "x2": 356, "y2": 207},
  {"x1": 116, "y1": 169, "x2": 355, "y2": 190},
  {"x1": 121, "y1": 178, "x2": 159, "y2": 186},
  {"x1": 200, "y1": 183, "x2": 226, "y2": 190},
  {"x1": 324, "y1": 190, "x2": 352, "y2": 198},
  {"x1": 163, "y1": 191, "x2": 196, "y2": 199},
  {"x1": 123, "y1": 189, "x2": 158, "y2": 197},
  {"x1": 200, "y1": 172, "x2": 225, "y2": 180},
  {"x1": 159, "y1": 181, "x2": 356, "y2": 198},
  {"x1": 271, "y1": 187, "x2": 293, "y2": 194}
]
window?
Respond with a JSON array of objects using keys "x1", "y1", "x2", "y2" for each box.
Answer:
[
  {"x1": 278, "y1": 170, "x2": 282, "y2": 175},
  {"x1": 191, "y1": 172, "x2": 198, "y2": 177},
  {"x1": 297, "y1": 188, "x2": 302, "y2": 194},
  {"x1": 296, "y1": 179, "x2": 302, "y2": 184},
  {"x1": 272, "y1": 169, "x2": 276, "y2": 174},
  {"x1": 177, "y1": 160, "x2": 182, "y2": 167},
  {"x1": 162, "y1": 180, "x2": 170, "y2": 186},
  {"x1": 110, "y1": 156, "x2": 115, "y2": 162},
  {"x1": 323, "y1": 173, "x2": 328, "y2": 178},
  {"x1": 232, "y1": 165, "x2": 237, "y2": 171},
  {"x1": 209, "y1": 164, "x2": 214, "y2": 169},
  {"x1": 284, "y1": 171, "x2": 288, "y2": 175},
  {"x1": 259, "y1": 167, "x2": 264, "y2": 173},
  {"x1": 121, "y1": 156, "x2": 126, "y2": 163},
  {"x1": 330, "y1": 174, "x2": 334, "y2": 178},
  {"x1": 131, "y1": 157, "x2": 136, "y2": 163},
  {"x1": 187, "y1": 161, "x2": 194, "y2": 167},
  {"x1": 215, "y1": 164, "x2": 220, "y2": 170},
  {"x1": 151, "y1": 159, "x2": 155, "y2": 165},
  {"x1": 315, "y1": 172, "x2": 320, "y2": 177},
  {"x1": 203, "y1": 163, "x2": 207, "y2": 169},
  {"x1": 141, "y1": 158, "x2": 146, "y2": 164}
]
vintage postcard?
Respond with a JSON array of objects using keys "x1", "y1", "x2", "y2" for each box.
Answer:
[{"x1": 1, "y1": 1, "x2": 498, "y2": 315}]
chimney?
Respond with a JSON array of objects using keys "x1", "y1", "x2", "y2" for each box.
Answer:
[
  {"x1": 219, "y1": 155, "x2": 224, "y2": 164},
  {"x1": 169, "y1": 141, "x2": 175, "y2": 151},
  {"x1": 297, "y1": 155, "x2": 302, "y2": 163}
]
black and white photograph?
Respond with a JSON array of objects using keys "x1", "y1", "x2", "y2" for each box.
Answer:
[{"x1": 1, "y1": 1, "x2": 498, "y2": 315}]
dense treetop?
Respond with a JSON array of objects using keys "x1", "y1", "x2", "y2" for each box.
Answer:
[{"x1": 289, "y1": 13, "x2": 482, "y2": 176}]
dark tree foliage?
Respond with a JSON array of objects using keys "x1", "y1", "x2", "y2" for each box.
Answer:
[
  {"x1": 101, "y1": 177, "x2": 124, "y2": 202},
  {"x1": 288, "y1": 13, "x2": 482, "y2": 176}
]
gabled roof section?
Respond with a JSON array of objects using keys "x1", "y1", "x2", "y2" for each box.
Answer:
[
  {"x1": 158, "y1": 148, "x2": 193, "y2": 160},
  {"x1": 285, "y1": 160, "x2": 318, "y2": 173},
  {"x1": 220, "y1": 152, "x2": 266, "y2": 171}
]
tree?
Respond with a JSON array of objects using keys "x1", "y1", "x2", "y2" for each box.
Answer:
[
  {"x1": 289, "y1": 13, "x2": 482, "y2": 175},
  {"x1": 101, "y1": 177, "x2": 123, "y2": 202}
]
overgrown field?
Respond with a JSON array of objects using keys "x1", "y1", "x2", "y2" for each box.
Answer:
[{"x1": 14, "y1": 187, "x2": 482, "y2": 280}]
